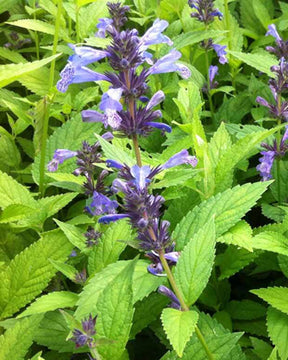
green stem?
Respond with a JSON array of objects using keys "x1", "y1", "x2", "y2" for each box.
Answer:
[
  {"x1": 90, "y1": 347, "x2": 102, "y2": 360},
  {"x1": 204, "y1": 48, "x2": 215, "y2": 127},
  {"x1": 75, "y1": 5, "x2": 80, "y2": 43},
  {"x1": 132, "y1": 134, "x2": 142, "y2": 167},
  {"x1": 159, "y1": 251, "x2": 215, "y2": 360},
  {"x1": 33, "y1": 0, "x2": 40, "y2": 60},
  {"x1": 39, "y1": 0, "x2": 62, "y2": 197}
]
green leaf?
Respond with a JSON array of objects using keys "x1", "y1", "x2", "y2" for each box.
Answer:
[
  {"x1": 55, "y1": 219, "x2": 86, "y2": 251},
  {"x1": 215, "y1": 127, "x2": 280, "y2": 193},
  {"x1": 217, "y1": 221, "x2": 253, "y2": 252},
  {"x1": 217, "y1": 246, "x2": 257, "y2": 280},
  {"x1": 0, "y1": 54, "x2": 60, "y2": 88},
  {"x1": 18, "y1": 292, "x2": 78, "y2": 318},
  {"x1": 267, "y1": 306, "x2": 288, "y2": 360},
  {"x1": 161, "y1": 308, "x2": 199, "y2": 357},
  {"x1": 94, "y1": 134, "x2": 134, "y2": 166},
  {"x1": 208, "y1": 123, "x2": 232, "y2": 170},
  {"x1": 0, "y1": 230, "x2": 73, "y2": 319},
  {"x1": 252, "y1": 231, "x2": 288, "y2": 255},
  {"x1": 0, "y1": 315, "x2": 43, "y2": 360},
  {"x1": 251, "y1": 287, "x2": 288, "y2": 315},
  {"x1": 49, "y1": 259, "x2": 77, "y2": 281},
  {"x1": 96, "y1": 259, "x2": 136, "y2": 360},
  {"x1": 174, "y1": 219, "x2": 215, "y2": 306},
  {"x1": 0, "y1": 204, "x2": 37, "y2": 224},
  {"x1": 228, "y1": 51, "x2": 276, "y2": 76},
  {"x1": 252, "y1": 0, "x2": 271, "y2": 28},
  {"x1": 173, "y1": 182, "x2": 270, "y2": 250},
  {"x1": 75, "y1": 260, "x2": 164, "y2": 320},
  {"x1": 226, "y1": 300, "x2": 266, "y2": 320},
  {"x1": 174, "y1": 30, "x2": 226, "y2": 49},
  {"x1": 88, "y1": 220, "x2": 132, "y2": 274}
]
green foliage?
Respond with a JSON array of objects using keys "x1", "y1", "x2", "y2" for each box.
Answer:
[
  {"x1": 174, "y1": 219, "x2": 216, "y2": 306},
  {"x1": 173, "y1": 182, "x2": 270, "y2": 250},
  {"x1": 0, "y1": 315, "x2": 43, "y2": 360},
  {"x1": 267, "y1": 306, "x2": 288, "y2": 360},
  {"x1": 251, "y1": 287, "x2": 288, "y2": 315},
  {"x1": 161, "y1": 308, "x2": 199, "y2": 357},
  {"x1": 0, "y1": 231, "x2": 73, "y2": 319}
]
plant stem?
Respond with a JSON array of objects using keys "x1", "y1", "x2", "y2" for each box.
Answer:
[
  {"x1": 131, "y1": 115, "x2": 214, "y2": 360},
  {"x1": 33, "y1": 0, "x2": 40, "y2": 60},
  {"x1": 39, "y1": 0, "x2": 62, "y2": 197},
  {"x1": 132, "y1": 134, "x2": 142, "y2": 167},
  {"x1": 159, "y1": 251, "x2": 214, "y2": 360},
  {"x1": 75, "y1": 5, "x2": 80, "y2": 43},
  {"x1": 90, "y1": 347, "x2": 102, "y2": 360},
  {"x1": 204, "y1": 49, "x2": 215, "y2": 128}
]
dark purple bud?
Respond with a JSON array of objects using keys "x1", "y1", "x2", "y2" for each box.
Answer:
[
  {"x1": 98, "y1": 214, "x2": 130, "y2": 224},
  {"x1": 162, "y1": 149, "x2": 198, "y2": 169},
  {"x1": 145, "y1": 122, "x2": 172, "y2": 133},
  {"x1": 106, "y1": 159, "x2": 123, "y2": 169},
  {"x1": 158, "y1": 285, "x2": 181, "y2": 309}
]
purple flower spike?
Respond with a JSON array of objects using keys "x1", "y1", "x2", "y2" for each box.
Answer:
[
  {"x1": 209, "y1": 65, "x2": 218, "y2": 84},
  {"x1": 256, "y1": 151, "x2": 275, "y2": 181},
  {"x1": 145, "y1": 122, "x2": 172, "y2": 133},
  {"x1": 130, "y1": 165, "x2": 152, "y2": 190},
  {"x1": 162, "y1": 149, "x2": 198, "y2": 169},
  {"x1": 98, "y1": 214, "x2": 130, "y2": 224},
  {"x1": 106, "y1": 159, "x2": 123, "y2": 169},
  {"x1": 158, "y1": 285, "x2": 181, "y2": 309},
  {"x1": 140, "y1": 19, "x2": 173, "y2": 47},
  {"x1": 146, "y1": 90, "x2": 165, "y2": 110},
  {"x1": 96, "y1": 18, "x2": 113, "y2": 38},
  {"x1": 266, "y1": 24, "x2": 282, "y2": 45},
  {"x1": 256, "y1": 96, "x2": 270, "y2": 108},
  {"x1": 86, "y1": 191, "x2": 118, "y2": 216},
  {"x1": 212, "y1": 44, "x2": 228, "y2": 64},
  {"x1": 47, "y1": 149, "x2": 77, "y2": 172}
]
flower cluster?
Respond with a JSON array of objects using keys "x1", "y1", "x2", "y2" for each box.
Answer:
[
  {"x1": 70, "y1": 315, "x2": 97, "y2": 349},
  {"x1": 256, "y1": 126, "x2": 288, "y2": 181},
  {"x1": 98, "y1": 150, "x2": 197, "y2": 252},
  {"x1": 188, "y1": 0, "x2": 222, "y2": 24},
  {"x1": 256, "y1": 24, "x2": 288, "y2": 180},
  {"x1": 56, "y1": 2, "x2": 191, "y2": 138}
]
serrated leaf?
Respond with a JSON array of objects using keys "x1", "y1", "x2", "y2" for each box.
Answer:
[
  {"x1": 0, "y1": 54, "x2": 60, "y2": 88},
  {"x1": 0, "y1": 204, "x2": 37, "y2": 223},
  {"x1": 226, "y1": 300, "x2": 266, "y2": 320},
  {"x1": 161, "y1": 308, "x2": 199, "y2": 357},
  {"x1": 174, "y1": 30, "x2": 226, "y2": 49},
  {"x1": 18, "y1": 292, "x2": 78, "y2": 318},
  {"x1": 217, "y1": 221, "x2": 253, "y2": 252},
  {"x1": 0, "y1": 171, "x2": 38, "y2": 209},
  {"x1": 49, "y1": 259, "x2": 77, "y2": 281},
  {"x1": 251, "y1": 287, "x2": 288, "y2": 314},
  {"x1": 96, "y1": 259, "x2": 136, "y2": 360},
  {"x1": 216, "y1": 246, "x2": 257, "y2": 280},
  {"x1": 229, "y1": 51, "x2": 276, "y2": 76},
  {"x1": 88, "y1": 220, "x2": 132, "y2": 274},
  {"x1": 252, "y1": 231, "x2": 288, "y2": 255},
  {"x1": 75, "y1": 260, "x2": 164, "y2": 320},
  {"x1": 175, "y1": 219, "x2": 216, "y2": 306},
  {"x1": 55, "y1": 219, "x2": 86, "y2": 251},
  {"x1": 0, "y1": 315, "x2": 43, "y2": 360},
  {"x1": 267, "y1": 306, "x2": 288, "y2": 360},
  {"x1": 215, "y1": 127, "x2": 280, "y2": 192},
  {"x1": 208, "y1": 122, "x2": 232, "y2": 170},
  {"x1": 0, "y1": 230, "x2": 73, "y2": 319},
  {"x1": 173, "y1": 182, "x2": 270, "y2": 250}
]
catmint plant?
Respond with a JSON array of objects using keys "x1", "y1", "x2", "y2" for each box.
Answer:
[{"x1": 256, "y1": 25, "x2": 288, "y2": 186}]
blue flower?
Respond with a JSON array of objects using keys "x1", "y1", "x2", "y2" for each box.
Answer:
[
  {"x1": 47, "y1": 149, "x2": 77, "y2": 172},
  {"x1": 149, "y1": 49, "x2": 191, "y2": 79},
  {"x1": 158, "y1": 285, "x2": 181, "y2": 309},
  {"x1": 256, "y1": 151, "x2": 275, "y2": 181},
  {"x1": 140, "y1": 19, "x2": 173, "y2": 48},
  {"x1": 212, "y1": 44, "x2": 228, "y2": 64},
  {"x1": 130, "y1": 165, "x2": 152, "y2": 190},
  {"x1": 209, "y1": 65, "x2": 218, "y2": 88},
  {"x1": 85, "y1": 191, "x2": 118, "y2": 216},
  {"x1": 96, "y1": 18, "x2": 113, "y2": 37},
  {"x1": 266, "y1": 24, "x2": 282, "y2": 45},
  {"x1": 162, "y1": 149, "x2": 198, "y2": 169},
  {"x1": 98, "y1": 214, "x2": 130, "y2": 224},
  {"x1": 98, "y1": 88, "x2": 123, "y2": 128}
]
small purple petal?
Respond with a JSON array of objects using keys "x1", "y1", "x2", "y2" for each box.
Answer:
[
  {"x1": 209, "y1": 65, "x2": 218, "y2": 84},
  {"x1": 147, "y1": 262, "x2": 166, "y2": 276},
  {"x1": 162, "y1": 149, "x2": 198, "y2": 169},
  {"x1": 164, "y1": 251, "x2": 180, "y2": 263},
  {"x1": 140, "y1": 18, "x2": 173, "y2": 47},
  {"x1": 96, "y1": 18, "x2": 113, "y2": 38},
  {"x1": 266, "y1": 24, "x2": 282, "y2": 45},
  {"x1": 47, "y1": 149, "x2": 77, "y2": 171},
  {"x1": 256, "y1": 96, "x2": 270, "y2": 108},
  {"x1": 212, "y1": 44, "x2": 228, "y2": 65},
  {"x1": 106, "y1": 159, "x2": 123, "y2": 169},
  {"x1": 86, "y1": 191, "x2": 118, "y2": 216},
  {"x1": 101, "y1": 131, "x2": 114, "y2": 141},
  {"x1": 256, "y1": 150, "x2": 275, "y2": 181},
  {"x1": 130, "y1": 165, "x2": 152, "y2": 190},
  {"x1": 99, "y1": 88, "x2": 123, "y2": 112},
  {"x1": 146, "y1": 90, "x2": 165, "y2": 110},
  {"x1": 82, "y1": 110, "x2": 105, "y2": 124},
  {"x1": 145, "y1": 122, "x2": 172, "y2": 133},
  {"x1": 98, "y1": 214, "x2": 130, "y2": 224},
  {"x1": 111, "y1": 179, "x2": 128, "y2": 193},
  {"x1": 158, "y1": 285, "x2": 181, "y2": 309},
  {"x1": 68, "y1": 44, "x2": 108, "y2": 65}
]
